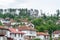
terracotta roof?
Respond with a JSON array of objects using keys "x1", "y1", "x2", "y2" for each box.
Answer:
[
  {"x1": 18, "y1": 26, "x2": 36, "y2": 31},
  {"x1": 53, "y1": 30, "x2": 60, "y2": 34},
  {"x1": 37, "y1": 32, "x2": 49, "y2": 36},
  {"x1": 9, "y1": 28, "x2": 25, "y2": 34}
]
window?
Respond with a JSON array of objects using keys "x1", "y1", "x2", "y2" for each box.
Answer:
[
  {"x1": 30, "y1": 31, "x2": 33, "y2": 34},
  {"x1": 18, "y1": 34, "x2": 20, "y2": 37},
  {"x1": 29, "y1": 36, "x2": 31, "y2": 38},
  {"x1": 15, "y1": 34, "x2": 16, "y2": 37}
]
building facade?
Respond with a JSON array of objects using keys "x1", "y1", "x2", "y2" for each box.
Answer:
[
  {"x1": 36, "y1": 32, "x2": 50, "y2": 40},
  {"x1": 18, "y1": 26, "x2": 36, "y2": 40}
]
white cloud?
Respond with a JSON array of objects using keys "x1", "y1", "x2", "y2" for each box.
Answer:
[
  {"x1": 0, "y1": 0, "x2": 14, "y2": 5},
  {"x1": 0, "y1": 0, "x2": 15, "y2": 8},
  {"x1": 0, "y1": 0, "x2": 60, "y2": 14}
]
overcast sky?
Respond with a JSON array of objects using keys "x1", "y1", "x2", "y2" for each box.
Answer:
[{"x1": 0, "y1": 0, "x2": 60, "y2": 15}]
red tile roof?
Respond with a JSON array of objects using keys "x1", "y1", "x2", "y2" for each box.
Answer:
[
  {"x1": 18, "y1": 26, "x2": 36, "y2": 31},
  {"x1": 9, "y1": 28, "x2": 25, "y2": 34},
  {"x1": 37, "y1": 32, "x2": 49, "y2": 36},
  {"x1": 53, "y1": 30, "x2": 60, "y2": 34}
]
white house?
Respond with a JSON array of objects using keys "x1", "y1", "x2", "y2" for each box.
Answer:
[
  {"x1": 0, "y1": 18, "x2": 10, "y2": 24},
  {"x1": 6, "y1": 28, "x2": 25, "y2": 40},
  {"x1": 0, "y1": 26, "x2": 13, "y2": 40},
  {"x1": 0, "y1": 26, "x2": 7, "y2": 40},
  {"x1": 0, "y1": 26, "x2": 25, "y2": 40},
  {"x1": 52, "y1": 30, "x2": 60, "y2": 40},
  {"x1": 36, "y1": 32, "x2": 50, "y2": 40},
  {"x1": 0, "y1": 36, "x2": 7, "y2": 40},
  {"x1": 18, "y1": 26, "x2": 36, "y2": 40},
  {"x1": 20, "y1": 19, "x2": 34, "y2": 28}
]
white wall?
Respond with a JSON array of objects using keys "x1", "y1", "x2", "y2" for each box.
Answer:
[
  {"x1": 36, "y1": 35, "x2": 50, "y2": 40},
  {"x1": 1, "y1": 20, "x2": 10, "y2": 24},
  {"x1": 10, "y1": 33, "x2": 24, "y2": 40},
  {"x1": 5, "y1": 31, "x2": 10, "y2": 37},
  {"x1": 21, "y1": 30, "x2": 36, "y2": 36},
  {"x1": 36, "y1": 35, "x2": 44, "y2": 40},
  {"x1": 53, "y1": 34, "x2": 60, "y2": 38},
  {"x1": 0, "y1": 36, "x2": 7, "y2": 40}
]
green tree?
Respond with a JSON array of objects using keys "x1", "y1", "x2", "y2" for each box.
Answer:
[
  {"x1": 32, "y1": 18, "x2": 44, "y2": 26},
  {"x1": 19, "y1": 9, "x2": 28, "y2": 18},
  {"x1": 0, "y1": 21, "x2": 2, "y2": 25},
  {"x1": 0, "y1": 13, "x2": 4, "y2": 18},
  {"x1": 3, "y1": 13, "x2": 14, "y2": 18},
  {"x1": 56, "y1": 9, "x2": 60, "y2": 19}
]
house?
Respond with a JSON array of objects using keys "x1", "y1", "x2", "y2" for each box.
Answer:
[
  {"x1": 0, "y1": 26, "x2": 8, "y2": 36},
  {"x1": 18, "y1": 26, "x2": 36, "y2": 40},
  {"x1": 36, "y1": 32, "x2": 50, "y2": 40},
  {"x1": 52, "y1": 30, "x2": 60, "y2": 40},
  {"x1": 0, "y1": 26, "x2": 7, "y2": 40},
  {"x1": 20, "y1": 18, "x2": 34, "y2": 28},
  {"x1": 1, "y1": 18, "x2": 10, "y2": 24},
  {"x1": 6, "y1": 28, "x2": 25, "y2": 40},
  {"x1": 10, "y1": 19, "x2": 20, "y2": 27},
  {"x1": 0, "y1": 26, "x2": 13, "y2": 40},
  {"x1": 0, "y1": 35, "x2": 7, "y2": 40},
  {"x1": 0, "y1": 18, "x2": 11, "y2": 27},
  {"x1": 0, "y1": 26, "x2": 25, "y2": 40}
]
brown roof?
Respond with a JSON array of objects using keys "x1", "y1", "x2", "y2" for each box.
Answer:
[
  {"x1": 18, "y1": 26, "x2": 36, "y2": 31},
  {"x1": 53, "y1": 30, "x2": 60, "y2": 34},
  {"x1": 37, "y1": 32, "x2": 49, "y2": 36}
]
